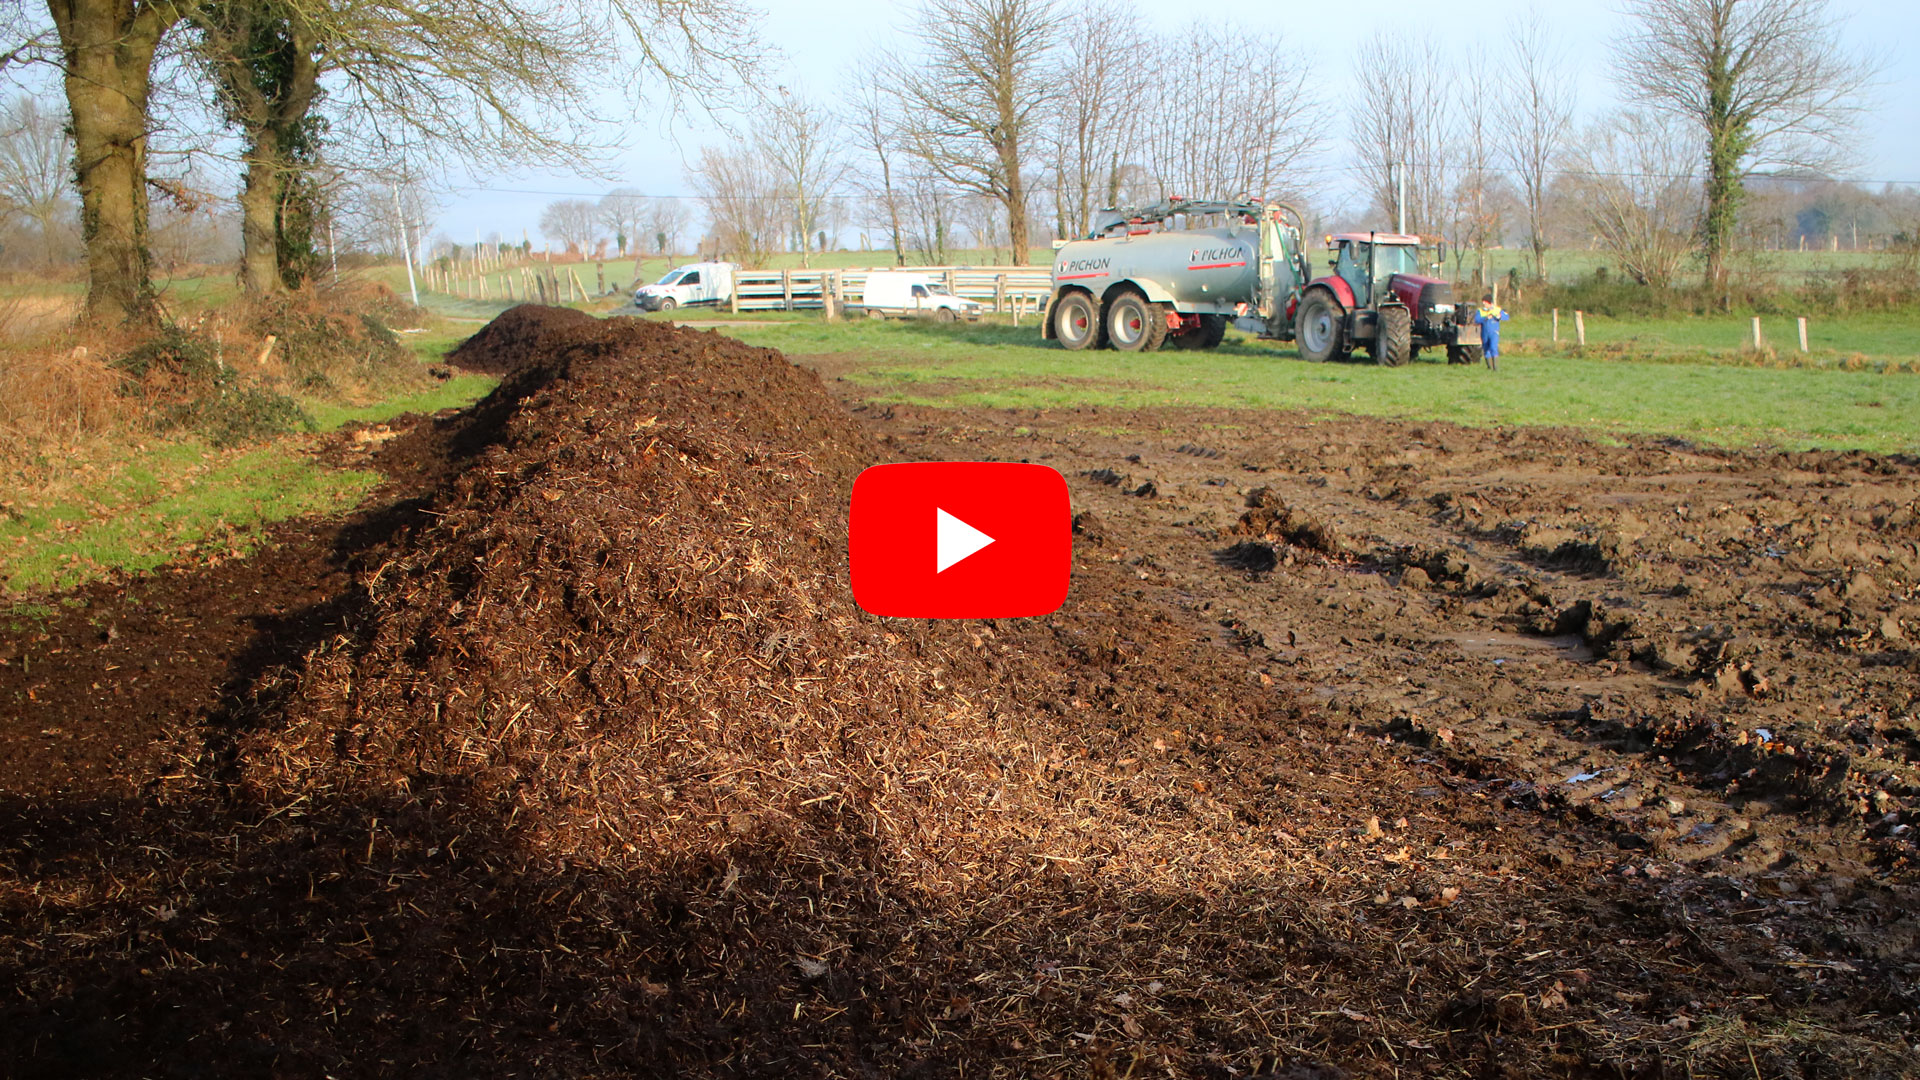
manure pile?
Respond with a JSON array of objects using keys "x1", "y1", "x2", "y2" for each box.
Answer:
[{"x1": 6, "y1": 307, "x2": 1912, "y2": 1078}]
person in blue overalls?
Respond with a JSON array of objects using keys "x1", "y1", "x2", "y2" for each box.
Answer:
[{"x1": 1474, "y1": 293, "x2": 1509, "y2": 371}]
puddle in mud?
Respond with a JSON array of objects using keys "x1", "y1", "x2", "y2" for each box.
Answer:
[{"x1": 1443, "y1": 630, "x2": 1594, "y2": 662}]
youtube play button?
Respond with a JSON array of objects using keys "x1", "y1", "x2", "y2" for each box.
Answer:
[{"x1": 850, "y1": 462, "x2": 1071, "y2": 618}]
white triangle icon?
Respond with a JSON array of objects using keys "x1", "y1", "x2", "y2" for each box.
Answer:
[{"x1": 935, "y1": 507, "x2": 995, "y2": 573}]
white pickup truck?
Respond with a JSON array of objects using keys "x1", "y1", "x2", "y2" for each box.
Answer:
[
  {"x1": 857, "y1": 271, "x2": 983, "y2": 322},
  {"x1": 633, "y1": 262, "x2": 735, "y2": 311}
]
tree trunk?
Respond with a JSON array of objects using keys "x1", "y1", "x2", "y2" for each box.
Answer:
[
  {"x1": 237, "y1": 128, "x2": 284, "y2": 294},
  {"x1": 1002, "y1": 136, "x2": 1029, "y2": 266},
  {"x1": 50, "y1": 0, "x2": 172, "y2": 325},
  {"x1": 1702, "y1": 125, "x2": 1744, "y2": 297}
]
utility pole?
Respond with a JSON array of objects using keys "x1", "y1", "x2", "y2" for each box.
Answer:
[
  {"x1": 1394, "y1": 162, "x2": 1406, "y2": 236},
  {"x1": 394, "y1": 184, "x2": 418, "y2": 306}
]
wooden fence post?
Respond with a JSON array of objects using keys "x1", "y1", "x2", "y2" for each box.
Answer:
[
  {"x1": 995, "y1": 274, "x2": 1007, "y2": 314},
  {"x1": 1798, "y1": 316, "x2": 1809, "y2": 353},
  {"x1": 1751, "y1": 316, "x2": 1763, "y2": 350},
  {"x1": 823, "y1": 271, "x2": 839, "y2": 321},
  {"x1": 728, "y1": 282, "x2": 739, "y2": 314},
  {"x1": 1551, "y1": 308, "x2": 1559, "y2": 343},
  {"x1": 571, "y1": 269, "x2": 588, "y2": 302},
  {"x1": 596, "y1": 262, "x2": 605, "y2": 296},
  {"x1": 781, "y1": 269, "x2": 793, "y2": 311},
  {"x1": 944, "y1": 268, "x2": 957, "y2": 296},
  {"x1": 1574, "y1": 310, "x2": 1586, "y2": 346}
]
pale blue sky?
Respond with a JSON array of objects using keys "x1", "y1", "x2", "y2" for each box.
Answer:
[{"x1": 437, "y1": 0, "x2": 1919, "y2": 247}]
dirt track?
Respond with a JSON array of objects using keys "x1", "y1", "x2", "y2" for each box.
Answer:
[{"x1": 2, "y1": 307, "x2": 1916, "y2": 1078}]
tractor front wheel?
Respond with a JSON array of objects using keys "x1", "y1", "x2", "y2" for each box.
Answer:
[
  {"x1": 1447, "y1": 344, "x2": 1483, "y2": 365},
  {"x1": 1106, "y1": 292, "x2": 1168, "y2": 352},
  {"x1": 1296, "y1": 292, "x2": 1345, "y2": 363},
  {"x1": 1052, "y1": 292, "x2": 1100, "y2": 350},
  {"x1": 1373, "y1": 306, "x2": 1411, "y2": 367}
]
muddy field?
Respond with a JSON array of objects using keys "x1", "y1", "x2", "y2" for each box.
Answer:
[{"x1": 2, "y1": 306, "x2": 1916, "y2": 1078}]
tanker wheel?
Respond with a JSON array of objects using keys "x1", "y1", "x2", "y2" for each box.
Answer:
[
  {"x1": 1168, "y1": 315, "x2": 1226, "y2": 351},
  {"x1": 1447, "y1": 344, "x2": 1483, "y2": 365},
  {"x1": 1052, "y1": 292, "x2": 1100, "y2": 350},
  {"x1": 1373, "y1": 306, "x2": 1411, "y2": 367},
  {"x1": 1106, "y1": 292, "x2": 1168, "y2": 352},
  {"x1": 1296, "y1": 292, "x2": 1344, "y2": 363}
]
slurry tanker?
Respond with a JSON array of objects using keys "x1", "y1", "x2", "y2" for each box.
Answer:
[{"x1": 1043, "y1": 198, "x2": 1482, "y2": 366}]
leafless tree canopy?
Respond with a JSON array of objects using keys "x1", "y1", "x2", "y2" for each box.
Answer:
[
  {"x1": 0, "y1": 94, "x2": 73, "y2": 267},
  {"x1": 756, "y1": 93, "x2": 846, "y2": 269},
  {"x1": 646, "y1": 197, "x2": 689, "y2": 257},
  {"x1": 890, "y1": 0, "x2": 1057, "y2": 264},
  {"x1": 540, "y1": 198, "x2": 601, "y2": 254},
  {"x1": 1563, "y1": 110, "x2": 1704, "y2": 288},
  {"x1": 688, "y1": 141, "x2": 782, "y2": 266},
  {"x1": 1350, "y1": 32, "x2": 1452, "y2": 236},
  {"x1": 598, "y1": 188, "x2": 649, "y2": 256},
  {"x1": 1045, "y1": 0, "x2": 1142, "y2": 240},
  {"x1": 1496, "y1": 14, "x2": 1575, "y2": 281},
  {"x1": 1137, "y1": 25, "x2": 1322, "y2": 206},
  {"x1": 1613, "y1": 0, "x2": 1879, "y2": 288},
  {"x1": 843, "y1": 59, "x2": 907, "y2": 264}
]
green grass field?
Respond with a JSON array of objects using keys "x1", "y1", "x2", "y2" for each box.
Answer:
[{"x1": 711, "y1": 316, "x2": 1920, "y2": 455}]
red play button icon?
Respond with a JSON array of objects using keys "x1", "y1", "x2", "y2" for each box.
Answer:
[{"x1": 850, "y1": 462, "x2": 1071, "y2": 618}]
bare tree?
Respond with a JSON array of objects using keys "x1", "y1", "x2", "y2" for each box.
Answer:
[
  {"x1": 688, "y1": 142, "x2": 781, "y2": 266},
  {"x1": 0, "y1": 94, "x2": 73, "y2": 266},
  {"x1": 1350, "y1": 32, "x2": 1452, "y2": 236},
  {"x1": 598, "y1": 187, "x2": 648, "y2": 256},
  {"x1": 1045, "y1": 0, "x2": 1142, "y2": 239},
  {"x1": 647, "y1": 197, "x2": 689, "y2": 258},
  {"x1": 1449, "y1": 64, "x2": 1504, "y2": 286},
  {"x1": 1138, "y1": 25, "x2": 1322, "y2": 206},
  {"x1": 900, "y1": 167, "x2": 957, "y2": 264},
  {"x1": 892, "y1": 0, "x2": 1056, "y2": 264},
  {"x1": 539, "y1": 198, "x2": 599, "y2": 255},
  {"x1": 844, "y1": 59, "x2": 906, "y2": 265},
  {"x1": 756, "y1": 92, "x2": 844, "y2": 269},
  {"x1": 1496, "y1": 14, "x2": 1574, "y2": 282},
  {"x1": 1563, "y1": 110, "x2": 1703, "y2": 288},
  {"x1": 1614, "y1": 0, "x2": 1879, "y2": 292}
]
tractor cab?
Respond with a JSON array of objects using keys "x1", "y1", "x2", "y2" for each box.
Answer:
[{"x1": 1326, "y1": 233, "x2": 1428, "y2": 309}]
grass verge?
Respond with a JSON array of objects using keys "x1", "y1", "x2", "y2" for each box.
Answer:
[{"x1": 1, "y1": 320, "x2": 496, "y2": 595}]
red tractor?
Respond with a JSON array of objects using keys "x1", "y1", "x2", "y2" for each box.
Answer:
[{"x1": 1290, "y1": 233, "x2": 1481, "y2": 366}]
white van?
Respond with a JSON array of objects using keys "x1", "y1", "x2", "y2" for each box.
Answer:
[
  {"x1": 634, "y1": 262, "x2": 735, "y2": 311},
  {"x1": 858, "y1": 271, "x2": 984, "y2": 322}
]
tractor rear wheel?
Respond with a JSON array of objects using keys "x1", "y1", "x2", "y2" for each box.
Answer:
[
  {"x1": 1106, "y1": 292, "x2": 1168, "y2": 352},
  {"x1": 1052, "y1": 292, "x2": 1100, "y2": 350},
  {"x1": 1296, "y1": 292, "x2": 1345, "y2": 363},
  {"x1": 1373, "y1": 306, "x2": 1411, "y2": 367}
]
